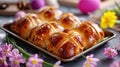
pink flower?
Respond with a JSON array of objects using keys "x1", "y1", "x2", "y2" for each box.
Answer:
[
  {"x1": 9, "y1": 49, "x2": 25, "y2": 67},
  {"x1": 9, "y1": 48, "x2": 20, "y2": 57},
  {"x1": 0, "y1": 43, "x2": 12, "y2": 57},
  {"x1": 53, "y1": 61, "x2": 63, "y2": 67},
  {"x1": 110, "y1": 61, "x2": 120, "y2": 67},
  {"x1": 26, "y1": 54, "x2": 44, "y2": 67},
  {"x1": 104, "y1": 47, "x2": 118, "y2": 58},
  {"x1": 82, "y1": 54, "x2": 99, "y2": 67},
  {"x1": 0, "y1": 56, "x2": 8, "y2": 67}
]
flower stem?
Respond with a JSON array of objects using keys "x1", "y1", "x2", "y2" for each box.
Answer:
[
  {"x1": 43, "y1": 61, "x2": 53, "y2": 67},
  {"x1": 6, "y1": 36, "x2": 32, "y2": 59},
  {"x1": 82, "y1": 55, "x2": 86, "y2": 59}
]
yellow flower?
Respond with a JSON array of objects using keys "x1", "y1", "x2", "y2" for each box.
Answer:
[{"x1": 100, "y1": 11, "x2": 117, "y2": 29}]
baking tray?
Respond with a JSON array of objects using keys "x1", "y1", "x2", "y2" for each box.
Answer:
[{"x1": 0, "y1": 23, "x2": 116, "y2": 62}]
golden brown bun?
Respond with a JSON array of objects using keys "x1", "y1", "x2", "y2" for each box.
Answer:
[
  {"x1": 57, "y1": 13, "x2": 80, "y2": 29},
  {"x1": 37, "y1": 6, "x2": 62, "y2": 22},
  {"x1": 47, "y1": 29, "x2": 84, "y2": 59},
  {"x1": 75, "y1": 21, "x2": 105, "y2": 49},
  {"x1": 10, "y1": 14, "x2": 43, "y2": 39},
  {"x1": 29, "y1": 21, "x2": 64, "y2": 49},
  {"x1": 10, "y1": 7, "x2": 105, "y2": 59}
]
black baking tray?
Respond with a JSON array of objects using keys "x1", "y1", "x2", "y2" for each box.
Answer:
[{"x1": 0, "y1": 23, "x2": 116, "y2": 62}]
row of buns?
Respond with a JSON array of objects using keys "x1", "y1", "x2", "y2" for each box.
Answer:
[{"x1": 10, "y1": 6, "x2": 105, "y2": 59}]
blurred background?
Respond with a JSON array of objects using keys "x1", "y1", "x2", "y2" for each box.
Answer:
[{"x1": 0, "y1": 0, "x2": 119, "y2": 15}]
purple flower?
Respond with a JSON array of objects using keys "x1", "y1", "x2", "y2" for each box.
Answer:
[
  {"x1": 0, "y1": 43, "x2": 12, "y2": 57},
  {"x1": 9, "y1": 49, "x2": 25, "y2": 67},
  {"x1": 82, "y1": 54, "x2": 99, "y2": 67},
  {"x1": 0, "y1": 56, "x2": 8, "y2": 67},
  {"x1": 104, "y1": 47, "x2": 118, "y2": 58},
  {"x1": 0, "y1": 49, "x2": 3, "y2": 57},
  {"x1": 26, "y1": 54, "x2": 44, "y2": 67},
  {"x1": 9, "y1": 48, "x2": 20, "y2": 57},
  {"x1": 53, "y1": 61, "x2": 63, "y2": 67},
  {"x1": 110, "y1": 61, "x2": 120, "y2": 67}
]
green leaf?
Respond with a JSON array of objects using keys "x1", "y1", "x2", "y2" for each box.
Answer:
[
  {"x1": 115, "y1": 20, "x2": 120, "y2": 24},
  {"x1": 98, "y1": 37, "x2": 109, "y2": 43},
  {"x1": 113, "y1": 8, "x2": 120, "y2": 16}
]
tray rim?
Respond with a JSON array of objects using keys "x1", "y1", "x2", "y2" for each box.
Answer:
[{"x1": 0, "y1": 23, "x2": 116, "y2": 62}]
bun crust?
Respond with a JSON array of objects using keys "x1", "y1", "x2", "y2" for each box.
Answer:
[{"x1": 10, "y1": 6, "x2": 105, "y2": 59}]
